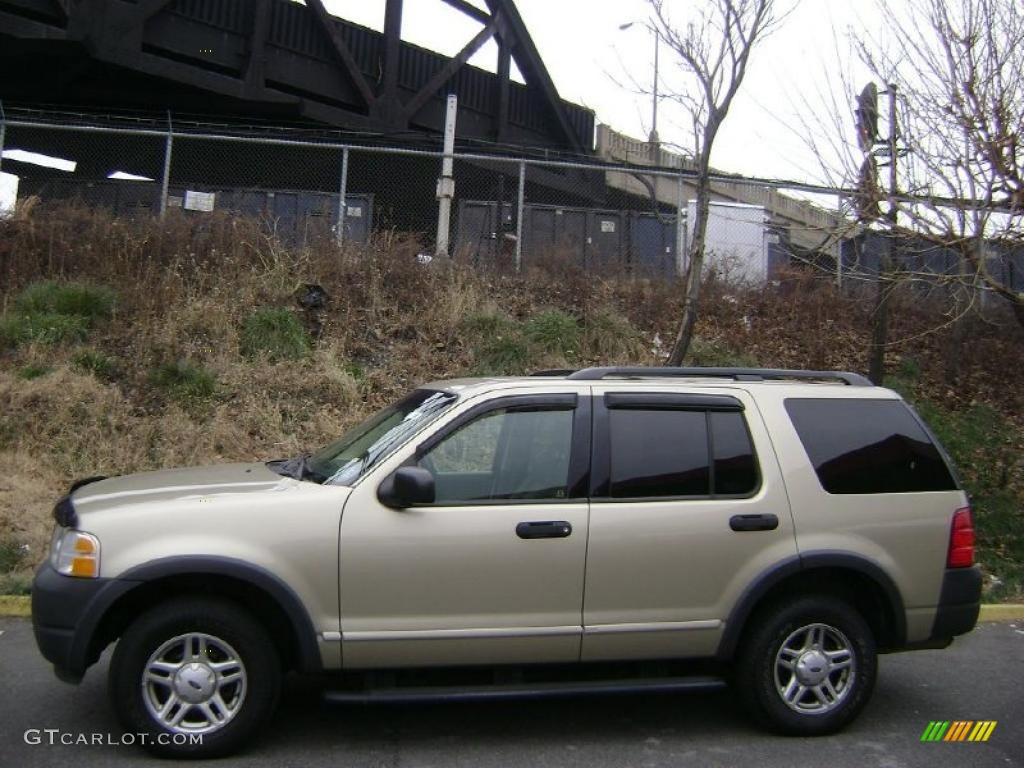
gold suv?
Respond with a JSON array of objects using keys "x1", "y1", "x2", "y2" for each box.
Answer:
[{"x1": 31, "y1": 367, "x2": 981, "y2": 758}]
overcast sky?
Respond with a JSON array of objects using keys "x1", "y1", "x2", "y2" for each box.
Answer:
[{"x1": 321, "y1": 0, "x2": 880, "y2": 186}]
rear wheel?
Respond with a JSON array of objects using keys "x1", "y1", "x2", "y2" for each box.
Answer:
[
  {"x1": 109, "y1": 597, "x2": 281, "y2": 758},
  {"x1": 735, "y1": 595, "x2": 876, "y2": 735}
]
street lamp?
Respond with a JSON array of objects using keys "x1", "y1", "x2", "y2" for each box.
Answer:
[{"x1": 619, "y1": 20, "x2": 660, "y2": 157}]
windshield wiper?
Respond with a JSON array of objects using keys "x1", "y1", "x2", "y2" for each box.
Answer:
[{"x1": 268, "y1": 453, "x2": 326, "y2": 483}]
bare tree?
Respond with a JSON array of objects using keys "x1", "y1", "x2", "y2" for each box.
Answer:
[
  {"x1": 841, "y1": 0, "x2": 1024, "y2": 329},
  {"x1": 647, "y1": 0, "x2": 778, "y2": 365}
]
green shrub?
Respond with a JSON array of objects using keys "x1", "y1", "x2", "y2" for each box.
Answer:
[
  {"x1": 0, "y1": 571, "x2": 32, "y2": 595},
  {"x1": 460, "y1": 311, "x2": 535, "y2": 375},
  {"x1": 915, "y1": 402, "x2": 1015, "y2": 493},
  {"x1": 474, "y1": 335, "x2": 533, "y2": 375},
  {"x1": 72, "y1": 349, "x2": 119, "y2": 380},
  {"x1": 17, "y1": 363, "x2": 52, "y2": 380},
  {"x1": 0, "y1": 537, "x2": 28, "y2": 573},
  {"x1": 15, "y1": 280, "x2": 116, "y2": 321},
  {"x1": 582, "y1": 310, "x2": 646, "y2": 361},
  {"x1": 0, "y1": 312, "x2": 91, "y2": 347},
  {"x1": 343, "y1": 361, "x2": 366, "y2": 380},
  {"x1": 149, "y1": 360, "x2": 217, "y2": 402},
  {"x1": 0, "y1": 281, "x2": 115, "y2": 350},
  {"x1": 896, "y1": 356, "x2": 922, "y2": 381},
  {"x1": 687, "y1": 336, "x2": 759, "y2": 368},
  {"x1": 240, "y1": 308, "x2": 310, "y2": 361},
  {"x1": 524, "y1": 310, "x2": 580, "y2": 358},
  {"x1": 460, "y1": 310, "x2": 517, "y2": 339}
]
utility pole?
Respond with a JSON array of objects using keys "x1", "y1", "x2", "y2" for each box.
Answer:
[
  {"x1": 650, "y1": 29, "x2": 659, "y2": 161},
  {"x1": 159, "y1": 110, "x2": 173, "y2": 219},
  {"x1": 435, "y1": 94, "x2": 457, "y2": 258},
  {"x1": 868, "y1": 83, "x2": 898, "y2": 385},
  {"x1": 618, "y1": 21, "x2": 660, "y2": 162}
]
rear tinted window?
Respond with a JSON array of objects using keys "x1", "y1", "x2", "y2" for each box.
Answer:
[
  {"x1": 785, "y1": 398, "x2": 956, "y2": 494},
  {"x1": 606, "y1": 408, "x2": 758, "y2": 498},
  {"x1": 609, "y1": 410, "x2": 710, "y2": 497},
  {"x1": 711, "y1": 411, "x2": 759, "y2": 495}
]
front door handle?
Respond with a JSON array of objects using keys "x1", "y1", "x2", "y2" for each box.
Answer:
[
  {"x1": 729, "y1": 513, "x2": 779, "y2": 532},
  {"x1": 516, "y1": 521, "x2": 572, "y2": 539}
]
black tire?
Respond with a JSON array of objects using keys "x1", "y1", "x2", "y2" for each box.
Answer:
[
  {"x1": 109, "y1": 597, "x2": 281, "y2": 759},
  {"x1": 735, "y1": 595, "x2": 877, "y2": 736}
]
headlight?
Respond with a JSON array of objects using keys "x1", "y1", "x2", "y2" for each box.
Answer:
[{"x1": 50, "y1": 529, "x2": 101, "y2": 578}]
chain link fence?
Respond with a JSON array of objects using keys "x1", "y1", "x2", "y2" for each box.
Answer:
[{"x1": 3, "y1": 110, "x2": 1020, "y2": 298}]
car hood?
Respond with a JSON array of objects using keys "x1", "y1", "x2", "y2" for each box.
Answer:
[{"x1": 70, "y1": 462, "x2": 295, "y2": 512}]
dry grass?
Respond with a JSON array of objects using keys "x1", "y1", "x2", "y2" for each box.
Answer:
[{"x1": 1, "y1": 202, "x2": 1022, "y2": 596}]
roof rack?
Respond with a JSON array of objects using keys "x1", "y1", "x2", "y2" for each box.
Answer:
[
  {"x1": 529, "y1": 369, "x2": 578, "y2": 377},
  {"x1": 555, "y1": 367, "x2": 872, "y2": 386}
]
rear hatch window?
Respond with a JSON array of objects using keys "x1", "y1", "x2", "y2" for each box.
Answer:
[{"x1": 785, "y1": 398, "x2": 958, "y2": 494}]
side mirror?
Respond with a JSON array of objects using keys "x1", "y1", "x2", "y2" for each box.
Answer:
[{"x1": 377, "y1": 466, "x2": 435, "y2": 509}]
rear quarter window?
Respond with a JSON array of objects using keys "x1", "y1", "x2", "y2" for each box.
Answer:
[{"x1": 784, "y1": 398, "x2": 957, "y2": 494}]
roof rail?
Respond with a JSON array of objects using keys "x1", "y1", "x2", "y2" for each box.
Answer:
[
  {"x1": 562, "y1": 367, "x2": 873, "y2": 386},
  {"x1": 529, "y1": 369, "x2": 577, "y2": 377}
]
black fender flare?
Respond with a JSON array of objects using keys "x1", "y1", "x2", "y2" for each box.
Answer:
[
  {"x1": 73, "y1": 556, "x2": 323, "y2": 674},
  {"x1": 716, "y1": 551, "x2": 907, "y2": 660}
]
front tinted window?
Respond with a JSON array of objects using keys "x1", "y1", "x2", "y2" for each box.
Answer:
[
  {"x1": 785, "y1": 398, "x2": 957, "y2": 494},
  {"x1": 419, "y1": 408, "x2": 574, "y2": 502},
  {"x1": 609, "y1": 409, "x2": 710, "y2": 497}
]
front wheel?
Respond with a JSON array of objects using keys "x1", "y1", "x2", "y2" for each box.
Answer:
[
  {"x1": 735, "y1": 595, "x2": 877, "y2": 735},
  {"x1": 109, "y1": 597, "x2": 281, "y2": 758}
]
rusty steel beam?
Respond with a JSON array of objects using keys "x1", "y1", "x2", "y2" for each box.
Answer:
[
  {"x1": 52, "y1": 0, "x2": 71, "y2": 23},
  {"x1": 0, "y1": 0, "x2": 594, "y2": 153},
  {"x1": 244, "y1": 0, "x2": 272, "y2": 94},
  {"x1": 496, "y1": 38, "x2": 511, "y2": 142},
  {"x1": 440, "y1": 0, "x2": 491, "y2": 25},
  {"x1": 403, "y1": 18, "x2": 498, "y2": 120},
  {"x1": 307, "y1": 0, "x2": 376, "y2": 109},
  {"x1": 381, "y1": 0, "x2": 402, "y2": 97},
  {"x1": 482, "y1": 0, "x2": 584, "y2": 153},
  {"x1": 134, "y1": 0, "x2": 176, "y2": 20}
]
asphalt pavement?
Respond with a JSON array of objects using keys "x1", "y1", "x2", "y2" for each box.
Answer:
[{"x1": 0, "y1": 616, "x2": 1021, "y2": 767}]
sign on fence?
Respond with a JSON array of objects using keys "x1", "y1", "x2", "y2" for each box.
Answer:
[{"x1": 184, "y1": 190, "x2": 215, "y2": 212}]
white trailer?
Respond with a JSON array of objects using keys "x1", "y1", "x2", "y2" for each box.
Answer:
[
  {"x1": 0, "y1": 171, "x2": 18, "y2": 217},
  {"x1": 684, "y1": 200, "x2": 769, "y2": 284}
]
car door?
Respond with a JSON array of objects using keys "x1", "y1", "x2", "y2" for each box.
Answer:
[
  {"x1": 338, "y1": 390, "x2": 591, "y2": 668},
  {"x1": 582, "y1": 387, "x2": 797, "y2": 661}
]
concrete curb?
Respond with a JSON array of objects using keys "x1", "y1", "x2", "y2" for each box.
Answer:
[
  {"x1": 978, "y1": 603, "x2": 1024, "y2": 622},
  {"x1": 0, "y1": 596, "x2": 1022, "y2": 621}
]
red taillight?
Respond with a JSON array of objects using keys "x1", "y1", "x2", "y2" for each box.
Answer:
[{"x1": 947, "y1": 507, "x2": 975, "y2": 568}]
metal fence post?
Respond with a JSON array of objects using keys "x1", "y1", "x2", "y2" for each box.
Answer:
[
  {"x1": 675, "y1": 171, "x2": 686, "y2": 277},
  {"x1": 0, "y1": 100, "x2": 6, "y2": 176},
  {"x1": 435, "y1": 94, "x2": 457, "y2": 258},
  {"x1": 158, "y1": 112, "x2": 173, "y2": 219},
  {"x1": 835, "y1": 196, "x2": 843, "y2": 288},
  {"x1": 515, "y1": 160, "x2": 526, "y2": 272},
  {"x1": 336, "y1": 146, "x2": 349, "y2": 247}
]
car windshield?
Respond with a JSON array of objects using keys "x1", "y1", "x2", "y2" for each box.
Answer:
[{"x1": 304, "y1": 389, "x2": 457, "y2": 486}]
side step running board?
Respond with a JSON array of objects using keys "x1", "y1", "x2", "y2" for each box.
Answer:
[{"x1": 323, "y1": 676, "x2": 726, "y2": 704}]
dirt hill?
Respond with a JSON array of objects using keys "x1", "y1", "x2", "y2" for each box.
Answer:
[{"x1": 1, "y1": 203, "x2": 1021, "y2": 598}]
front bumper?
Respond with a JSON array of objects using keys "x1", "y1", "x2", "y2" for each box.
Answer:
[{"x1": 31, "y1": 563, "x2": 137, "y2": 683}]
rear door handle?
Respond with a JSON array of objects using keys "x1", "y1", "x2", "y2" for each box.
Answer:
[
  {"x1": 729, "y1": 513, "x2": 779, "y2": 532},
  {"x1": 516, "y1": 521, "x2": 572, "y2": 539}
]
